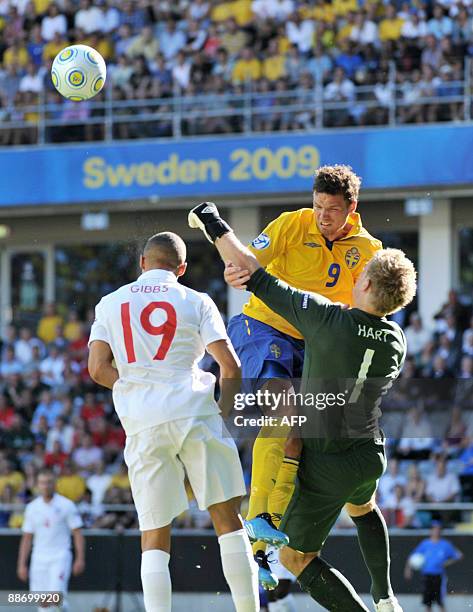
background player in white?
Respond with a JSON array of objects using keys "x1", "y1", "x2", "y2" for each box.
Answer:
[
  {"x1": 17, "y1": 468, "x2": 85, "y2": 611},
  {"x1": 88, "y1": 232, "x2": 260, "y2": 612}
]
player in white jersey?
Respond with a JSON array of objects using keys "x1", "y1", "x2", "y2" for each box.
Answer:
[
  {"x1": 88, "y1": 232, "x2": 260, "y2": 612},
  {"x1": 17, "y1": 468, "x2": 85, "y2": 611}
]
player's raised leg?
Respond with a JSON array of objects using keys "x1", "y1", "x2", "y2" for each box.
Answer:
[
  {"x1": 244, "y1": 378, "x2": 292, "y2": 551},
  {"x1": 347, "y1": 497, "x2": 403, "y2": 612}
]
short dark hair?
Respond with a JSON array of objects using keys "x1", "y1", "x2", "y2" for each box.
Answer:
[
  {"x1": 313, "y1": 165, "x2": 361, "y2": 204},
  {"x1": 143, "y1": 231, "x2": 186, "y2": 270}
]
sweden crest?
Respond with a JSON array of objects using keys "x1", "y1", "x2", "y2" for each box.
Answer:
[
  {"x1": 345, "y1": 247, "x2": 360, "y2": 269},
  {"x1": 270, "y1": 343, "x2": 282, "y2": 358}
]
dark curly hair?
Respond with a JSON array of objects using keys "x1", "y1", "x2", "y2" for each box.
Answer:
[{"x1": 313, "y1": 165, "x2": 361, "y2": 204}]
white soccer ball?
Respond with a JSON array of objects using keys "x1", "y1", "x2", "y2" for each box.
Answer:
[
  {"x1": 51, "y1": 45, "x2": 106, "y2": 101},
  {"x1": 408, "y1": 552, "x2": 425, "y2": 570}
]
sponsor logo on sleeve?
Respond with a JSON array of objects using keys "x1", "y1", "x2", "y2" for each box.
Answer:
[
  {"x1": 301, "y1": 293, "x2": 309, "y2": 309},
  {"x1": 251, "y1": 233, "x2": 271, "y2": 250}
]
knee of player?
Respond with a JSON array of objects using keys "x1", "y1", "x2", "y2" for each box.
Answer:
[
  {"x1": 346, "y1": 498, "x2": 377, "y2": 518},
  {"x1": 280, "y1": 547, "x2": 319, "y2": 576}
]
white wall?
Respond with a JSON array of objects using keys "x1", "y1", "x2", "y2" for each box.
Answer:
[{"x1": 418, "y1": 199, "x2": 453, "y2": 327}]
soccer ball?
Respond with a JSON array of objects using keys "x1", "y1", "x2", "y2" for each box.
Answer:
[
  {"x1": 51, "y1": 45, "x2": 106, "y2": 102},
  {"x1": 408, "y1": 552, "x2": 425, "y2": 570}
]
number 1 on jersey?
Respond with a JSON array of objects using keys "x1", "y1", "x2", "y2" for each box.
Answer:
[{"x1": 120, "y1": 301, "x2": 177, "y2": 363}]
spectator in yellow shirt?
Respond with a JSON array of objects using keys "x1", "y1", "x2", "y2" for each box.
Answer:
[
  {"x1": 275, "y1": 25, "x2": 291, "y2": 54},
  {"x1": 232, "y1": 47, "x2": 262, "y2": 83},
  {"x1": 85, "y1": 33, "x2": 114, "y2": 62},
  {"x1": 0, "y1": 461, "x2": 24, "y2": 496},
  {"x1": 262, "y1": 39, "x2": 287, "y2": 81},
  {"x1": 64, "y1": 311, "x2": 82, "y2": 342},
  {"x1": 231, "y1": 0, "x2": 253, "y2": 25},
  {"x1": 3, "y1": 41, "x2": 29, "y2": 69},
  {"x1": 37, "y1": 302, "x2": 63, "y2": 344},
  {"x1": 42, "y1": 32, "x2": 67, "y2": 62},
  {"x1": 108, "y1": 462, "x2": 130, "y2": 490},
  {"x1": 56, "y1": 461, "x2": 86, "y2": 502},
  {"x1": 211, "y1": 0, "x2": 235, "y2": 22},
  {"x1": 220, "y1": 17, "x2": 249, "y2": 58},
  {"x1": 125, "y1": 26, "x2": 157, "y2": 62},
  {"x1": 300, "y1": 1, "x2": 335, "y2": 23},
  {"x1": 33, "y1": 0, "x2": 51, "y2": 15},
  {"x1": 379, "y1": 4, "x2": 404, "y2": 41},
  {"x1": 333, "y1": 0, "x2": 358, "y2": 17},
  {"x1": 337, "y1": 11, "x2": 357, "y2": 42}
]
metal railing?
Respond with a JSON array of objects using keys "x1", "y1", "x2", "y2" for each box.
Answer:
[{"x1": 0, "y1": 59, "x2": 472, "y2": 146}]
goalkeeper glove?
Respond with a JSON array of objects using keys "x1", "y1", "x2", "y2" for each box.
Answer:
[{"x1": 188, "y1": 202, "x2": 233, "y2": 244}]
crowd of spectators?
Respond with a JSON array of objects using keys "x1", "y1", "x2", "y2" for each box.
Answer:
[
  {"x1": 0, "y1": 0, "x2": 472, "y2": 143},
  {"x1": 0, "y1": 286, "x2": 472, "y2": 531}
]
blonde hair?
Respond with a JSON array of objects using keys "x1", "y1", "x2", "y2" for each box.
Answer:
[{"x1": 366, "y1": 248, "x2": 417, "y2": 315}]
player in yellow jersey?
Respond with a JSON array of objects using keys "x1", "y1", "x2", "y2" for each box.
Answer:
[{"x1": 226, "y1": 165, "x2": 382, "y2": 592}]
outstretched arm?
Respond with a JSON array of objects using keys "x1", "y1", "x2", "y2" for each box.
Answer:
[
  {"x1": 189, "y1": 202, "x2": 262, "y2": 273},
  {"x1": 189, "y1": 202, "x2": 335, "y2": 336}
]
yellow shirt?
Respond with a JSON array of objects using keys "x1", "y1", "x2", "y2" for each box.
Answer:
[
  {"x1": 33, "y1": 0, "x2": 51, "y2": 14},
  {"x1": 232, "y1": 58, "x2": 262, "y2": 83},
  {"x1": 231, "y1": 0, "x2": 253, "y2": 25},
  {"x1": 3, "y1": 46, "x2": 29, "y2": 68},
  {"x1": 109, "y1": 473, "x2": 130, "y2": 490},
  {"x1": 79, "y1": 37, "x2": 114, "y2": 61},
  {"x1": 300, "y1": 3, "x2": 335, "y2": 23},
  {"x1": 43, "y1": 41, "x2": 66, "y2": 62},
  {"x1": 0, "y1": 471, "x2": 24, "y2": 495},
  {"x1": 243, "y1": 209, "x2": 382, "y2": 339},
  {"x1": 56, "y1": 475, "x2": 86, "y2": 502},
  {"x1": 211, "y1": 1, "x2": 234, "y2": 22},
  {"x1": 333, "y1": 0, "x2": 358, "y2": 15},
  {"x1": 64, "y1": 321, "x2": 82, "y2": 342},
  {"x1": 379, "y1": 17, "x2": 404, "y2": 41},
  {"x1": 9, "y1": 512, "x2": 24, "y2": 529},
  {"x1": 337, "y1": 23, "x2": 354, "y2": 42},
  {"x1": 277, "y1": 35, "x2": 291, "y2": 54},
  {"x1": 37, "y1": 314, "x2": 63, "y2": 343},
  {"x1": 262, "y1": 55, "x2": 286, "y2": 81}
]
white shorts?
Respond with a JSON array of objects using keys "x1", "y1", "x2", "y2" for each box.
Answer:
[
  {"x1": 124, "y1": 414, "x2": 247, "y2": 531},
  {"x1": 30, "y1": 550, "x2": 72, "y2": 594}
]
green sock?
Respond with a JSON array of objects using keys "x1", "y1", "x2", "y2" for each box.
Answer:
[
  {"x1": 351, "y1": 507, "x2": 392, "y2": 603},
  {"x1": 297, "y1": 556, "x2": 369, "y2": 611}
]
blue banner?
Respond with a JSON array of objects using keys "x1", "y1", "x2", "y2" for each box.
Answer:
[{"x1": 1, "y1": 125, "x2": 472, "y2": 206}]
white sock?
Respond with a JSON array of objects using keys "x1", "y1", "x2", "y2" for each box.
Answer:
[
  {"x1": 268, "y1": 594, "x2": 296, "y2": 612},
  {"x1": 140, "y1": 549, "x2": 172, "y2": 612},
  {"x1": 218, "y1": 529, "x2": 260, "y2": 612}
]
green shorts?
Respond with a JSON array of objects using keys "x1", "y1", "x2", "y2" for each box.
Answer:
[{"x1": 280, "y1": 439, "x2": 387, "y2": 553}]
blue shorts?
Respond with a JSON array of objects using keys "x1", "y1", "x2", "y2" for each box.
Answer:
[{"x1": 227, "y1": 313, "x2": 305, "y2": 392}]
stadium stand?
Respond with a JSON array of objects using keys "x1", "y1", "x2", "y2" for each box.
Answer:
[{"x1": 0, "y1": 0, "x2": 472, "y2": 143}]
